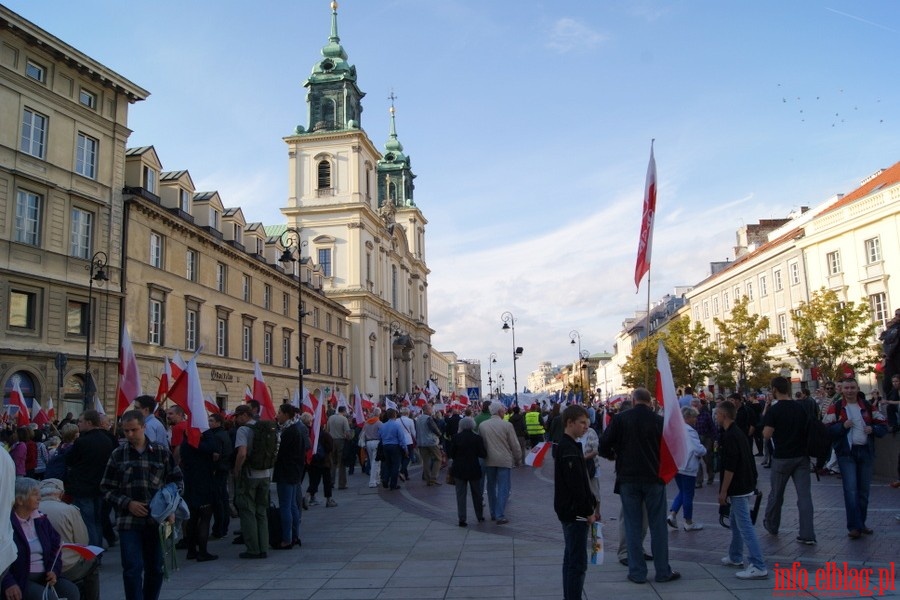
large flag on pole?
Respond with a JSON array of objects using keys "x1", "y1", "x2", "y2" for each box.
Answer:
[
  {"x1": 47, "y1": 396, "x2": 55, "y2": 421},
  {"x1": 656, "y1": 342, "x2": 689, "y2": 483},
  {"x1": 352, "y1": 386, "x2": 365, "y2": 426},
  {"x1": 115, "y1": 326, "x2": 142, "y2": 416},
  {"x1": 154, "y1": 357, "x2": 172, "y2": 407},
  {"x1": 31, "y1": 399, "x2": 50, "y2": 427},
  {"x1": 167, "y1": 356, "x2": 209, "y2": 447},
  {"x1": 252, "y1": 360, "x2": 276, "y2": 421},
  {"x1": 634, "y1": 141, "x2": 657, "y2": 291},
  {"x1": 8, "y1": 377, "x2": 30, "y2": 427}
]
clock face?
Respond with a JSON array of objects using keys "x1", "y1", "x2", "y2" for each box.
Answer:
[{"x1": 322, "y1": 59, "x2": 334, "y2": 71}]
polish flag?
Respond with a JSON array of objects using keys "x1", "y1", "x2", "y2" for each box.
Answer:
[
  {"x1": 252, "y1": 360, "x2": 276, "y2": 421},
  {"x1": 167, "y1": 357, "x2": 209, "y2": 447},
  {"x1": 634, "y1": 140, "x2": 657, "y2": 291},
  {"x1": 60, "y1": 543, "x2": 105, "y2": 559},
  {"x1": 385, "y1": 398, "x2": 398, "y2": 411},
  {"x1": 154, "y1": 357, "x2": 173, "y2": 407},
  {"x1": 115, "y1": 326, "x2": 143, "y2": 417},
  {"x1": 328, "y1": 389, "x2": 339, "y2": 408},
  {"x1": 336, "y1": 390, "x2": 349, "y2": 412},
  {"x1": 204, "y1": 394, "x2": 221, "y2": 416},
  {"x1": 171, "y1": 351, "x2": 186, "y2": 378},
  {"x1": 8, "y1": 378, "x2": 30, "y2": 427},
  {"x1": 47, "y1": 396, "x2": 55, "y2": 421},
  {"x1": 243, "y1": 385, "x2": 253, "y2": 405},
  {"x1": 457, "y1": 391, "x2": 469, "y2": 406},
  {"x1": 401, "y1": 393, "x2": 410, "y2": 407},
  {"x1": 656, "y1": 342, "x2": 689, "y2": 483},
  {"x1": 94, "y1": 394, "x2": 105, "y2": 416},
  {"x1": 361, "y1": 394, "x2": 374, "y2": 411},
  {"x1": 415, "y1": 392, "x2": 427, "y2": 408},
  {"x1": 307, "y1": 394, "x2": 325, "y2": 463},
  {"x1": 352, "y1": 386, "x2": 365, "y2": 425},
  {"x1": 425, "y1": 380, "x2": 440, "y2": 399},
  {"x1": 524, "y1": 441, "x2": 551, "y2": 467},
  {"x1": 31, "y1": 400, "x2": 50, "y2": 427},
  {"x1": 300, "y1": 387, "x2": 314, "y2": 415}
]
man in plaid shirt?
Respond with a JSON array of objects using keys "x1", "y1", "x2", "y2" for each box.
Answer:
[{"x1": 101, "y1": 410, "x2": 183, "y2": 600}]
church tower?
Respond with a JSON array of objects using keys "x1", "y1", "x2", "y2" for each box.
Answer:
[{"x1": 282, "y1": 1, "x2": 432, "y2": 399}]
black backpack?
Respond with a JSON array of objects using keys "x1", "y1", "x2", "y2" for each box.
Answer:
[{"x1": 246, "y1": 421, "x2": 278, "y2": 471}]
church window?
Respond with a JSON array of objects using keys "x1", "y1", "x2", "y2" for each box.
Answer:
[{"x1": 317, "y1": 160, "x2": 331, "y2": 189}]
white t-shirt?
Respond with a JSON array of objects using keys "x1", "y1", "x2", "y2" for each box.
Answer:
[{"x1": 843, "y1": 403, "x2": 868, "y2": 446}]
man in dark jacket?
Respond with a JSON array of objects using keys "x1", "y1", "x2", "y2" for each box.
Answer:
[
  {"x1": 554, "y1": 405, "x2": 597, "y2": 600},
  {"x1": 273, "y1": 404, "x2": 306, "y2": 549},
  {"x1": 600, "y1": 388, "x2": 679, "y2": 585},
  {"x1": 65, "y1": 409, "x2": 115, "y2": 547},
  {"x1": 207, "y1": 413, "x2": 233, "y2": 539}
]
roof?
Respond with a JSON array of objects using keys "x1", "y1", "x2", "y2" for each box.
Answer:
[
  {"x1": 160, "y1": 170, "x2": 189, "y2": 181},
  {"x1": 125, "y1": 146, "x2": 154, "y2": 157},
  {"x1": 817, "y1": 161, "x2": 900, "y2": 217}
]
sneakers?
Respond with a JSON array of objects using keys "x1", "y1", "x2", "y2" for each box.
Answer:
[
  {"x1": 301, "y1": 496, "x2": 309, "y2": 510},
  {"x1": 796, "y1": 537, "x2": 817, "y2": 545},
  {"x1": 308, "y1": 496, "x2": 320, "y2": 506},
  {"x1": 667, "y1": 513, "x2": 678, "y2": 529},
  {"x1": 683, "y1": 522, "x2": 704, "y2": 531},
  {"x1": 736, "y1": 566, "x2": 769, "y2": 579},
  {"x1": 325, "y1": 498, "x2": 337, "y2": 508},
  {"x1": 721, "y1": 557, "x2": 744, "y2": 567}
]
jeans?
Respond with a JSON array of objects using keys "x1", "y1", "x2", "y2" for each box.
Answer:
[
  {"x1": 616, "y1": 502, "x2": 648, "y2": 560},
  {"x1": 365, "y1": 440, "x2": 381, "y2": 486},
  {"x1": 234, "y1": 476, "x2": 270, "y2": 554},
  {"x1": 764, "y1": 455, "x2": 815, "y2": 540},
  {"x1": 454, "y1": 477, "x2": 484, "y2": 523},
  {"x1": 837, "y1": 444, "x2": 874, "y2": 531},
  {"x1": 726, "y1": 494, "x2": 766, "y2": 571},
  {"x1": 119, "y1": 525, "x2": 164, "y2": 600},
  {"x1": 670, "y1": 473, "x2": 697, "y2": 520},
  {"x1": 484, "y1": 466, "x2": 511, "y2": 520},
  {"x1": 330, "y1": 438, "x2": 347, "y2": 489},
  {"x1": 561, "y1": 520, "x2": 589, "y2": 600},
  {"x1": 381, "y1": 444, "x2": 402, "y2": 489},
  {"x1": 276, "y1": 481, "x2": 301, "y2": 544},
  {"x1": 619, "y1": 481, "x2": 671, "y2": 582},
  {"x1": 71, "y1": 495, "x2": 104, "y2": 548}
]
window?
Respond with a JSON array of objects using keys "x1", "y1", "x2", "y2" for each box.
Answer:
[
  {"x1": 264, "y1": 330, "x2": 273, "y2": 365},
  {"x1": 778, "y1": 314, "x2": 788, "y2": 342},
  {"x1": 703, "y1": 300, "x2": 710, "y2": 319},
  {"x1": 242, "y1": 325, "x2": 251, "y2": 361},
  {"x1": 827, "y1": 251, "x2": 842, "y2": 275},
  {"x1": 149, "y1": 233, "x2": 163, "y2": 268},
  {"x1": 242, "y1": 274, "x2": 251, "y2": 302},
  {"x1": 9, "y1": 290, "x2": 37, "y2": 330},
  {"x1": 789, "y1": 262, "x2": 800, "y2": 285},
  {"x1": 25, "y1": 60, "x2": 46, "y2": 82},
  {"x1": 723, "y1": 291, "x2": 730, "y2": 311},
  {"x1": 338, "y1": 347, "x2": 345, "y2": 378},
  {"x1": 233, "y1": 223, "x2": 243, "y2": 245},
  {"x1": 282, "y1": 335, "x2": 291, "y2": 368},
  {"x1": 263, "y1": 284, "x2": 272, "y2": 310},
  {"x1": 759, "y1": 275, "x2": 768, "y2": 297},
  {"x1": 20, "y1": 108, "x2": 47, "y2": 158},
  {"x1": 216, "y1": 317, "x2": 228, "y2": 357},
  {"x1": 313, "y1": 340, "x2": 321, "y2": 373},
  {"x1": 66, "y1": 300, "x2": 88, "y2": 336},
  {"x1": 734, "y1": 285, "x2": 741, "y2": 300},
  {"x1": 14, "y1": 190, "x2": 41, "y2": 246},
  {"x1": 325, "y1": 313, "x2": 332, "y2": 333},
  {"x1": 865, "y1": 237, "x2": 882, "y2": 264},
  {"x1": 338, "y1": 319, "x2": 343, "y2": 337},
  {"x1": 366, "y1": 252, "x2": 372, "y2": 283},
  {"x1": 70, "y1": 208, "x2": 93, "y2": 259},
  {"x1": 209, "y1": 207, "x2": 220, "y2": 230},
  {"x1": 138, "y1": 168, "x2": 154, "y2": 196},
  {"x1": 369, "y1": 343, "x2": 375, "y2": 377},
  {"x1": 746, "y1": 281, "x2": 754, "y2": 301},
  {"x1": 283, "y1": 292, "x2": 289, "y2": 316},
  {"x1": 79, "y1": 89, "x2": 97, "y2": 109},
  {"x1": 712, "y1": 296, "x2": 719, "y2": 315},
  {"x1": 870, "y1": 292, "x2": 888, "y2": 328},
  {"x1": 186, "y1": 309, "x2": 198, "y2": 351},
  {"x1": 693, "y1": 305, "x2": 700, "y2": 321},
  {"x1": 300, "y1": 335, "x2": 307, "y2": 371},
  {"x1": 317, "y1": 160, "x2": 331, "y2": 189},
  {"x1": 180, "y1": 189, "x2": 191, "y2": 213},
  {"x1": 326, "y1": 343, "x2": 334, "y2": 375},
  {"x1": 149, "y1": 299, "x2": 164, "y2": 345},
  {"x1": 391, "y1": 265, "x2": 398, "y2": 309},
  {"x1": 186, "y1": 250, "x2": 198, "y2": 281},
  {"x1": 216, "y1": 263, "x2": 226, "y2": 292},
  {"x1": 318, "y1": 248, "x2": 332, "y2": 277},
  {"x1": 75, "y1": 133, "x2": 98, "y2": 179},
  {"x1": 773, "y1": 269, "x2": 783, "y2": 291},
  {"x1": 313, "y1": 307, "x2": 320, "y2": 328}
]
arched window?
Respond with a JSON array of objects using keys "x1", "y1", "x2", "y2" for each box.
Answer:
[
  {"x1": 388, "y1": 181, "x2": 397, "y2": 203},
  {"x1": 317, "y1": 160, "x2": 331, "y2": 190}
]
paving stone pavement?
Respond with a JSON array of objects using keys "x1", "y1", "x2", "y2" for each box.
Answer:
[{"x1": 96, "y1": 455, "x2": 899, "y2": 599}]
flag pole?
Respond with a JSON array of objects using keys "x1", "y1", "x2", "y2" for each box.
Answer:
[{"x1": 645, "y1": 267, "x2": 652, "y2": 389}]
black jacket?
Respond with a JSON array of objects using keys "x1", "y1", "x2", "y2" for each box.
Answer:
[
  {"x1": 554, "y1": 434, "x2": 596, "y2": 522},
  {"x1": 274, "y1": 422, "x2": 306, "y2": 484},
  {"x1": 719, "y1": 422, "x2": 757, "y2": 497},
  {"x1": 448, "y1": 429, "x2": 487, "y2": 481},
  {"x1": 180, "y1": 431, "x2": 218, "y2": 508},
  {"x1": 65, "y1": 427, "x2": 116, "y2": 497},
  {"x1": 599, "y1": 403, "x2": 664, "y2": 488}
]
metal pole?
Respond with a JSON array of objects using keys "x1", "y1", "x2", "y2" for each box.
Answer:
[
  {"x1": 279, "y1": 228, "x2": 307, "y2": 400},
  {"x1": 83, "y1": 251, "x2": 108, "y2": 412}
]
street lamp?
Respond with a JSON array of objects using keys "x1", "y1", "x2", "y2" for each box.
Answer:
[
  {"x1": 83, "y1": 251, "x2": 109, "y2": 411},
  {"x1": 388, "y1": 320, "x2": 402, "y2": 397},
  {"x1": 579, "y1": 349, "x2": 590, "y2": 403},
  {"x1": 497, "y1": 372, "x2": 504, "y2": 397},
  {"x1": 487, "y1": 352, "x2": 497, "y2": 400},
  {"x1": 597, "y1": 352, "x2": 612, "y2": 401},
  {"x1": 501, "y1": 311, "x2": 524, "y2": 406},
  {"x1": 278, "y1": 228, "x2": 309, "y2": 395},
  {"x1": 736, "y1": 342, "x2": 748, "y2": 395},
  {"x1": 569, "y1": 330, "x2": 582, "y2": 356}
]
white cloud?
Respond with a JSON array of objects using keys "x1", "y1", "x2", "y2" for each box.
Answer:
[{"x1": 546, "y1": 18, "x2": 607, "y2": 54}]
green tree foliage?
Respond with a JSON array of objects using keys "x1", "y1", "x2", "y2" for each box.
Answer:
[
  {"x1": 620, "y1": 335, "x2": 660, "y2": 394},
  {"x1": 712, "y1": 296, "x2": 783, "y2": 391},
  {"x1": 664, "y1": 316, "x2": 717, "y2": 390},
  {"x1": 789, "y1": 288, "x2": 880, "y2": 382}
]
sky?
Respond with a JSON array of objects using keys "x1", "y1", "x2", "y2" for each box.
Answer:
[{"x1": 7, "y1": 0, "x2": 900, "y2": 391}]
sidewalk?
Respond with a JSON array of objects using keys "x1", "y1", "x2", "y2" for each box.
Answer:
[{"x1": 96, "y1": 458, "x2": 899, "y2": 599}]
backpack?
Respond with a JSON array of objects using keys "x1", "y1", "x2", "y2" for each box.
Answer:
[{"x1": 246, "y1": 421, "x2": 278, "y2": 471}]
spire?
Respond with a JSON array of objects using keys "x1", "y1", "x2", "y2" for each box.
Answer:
[
  {"x1": 322, "y1": 1, "x2": 348, "y2": 61},
  {"x1": 377, "y1": 91, "x2": 415, "y2": 208},
  {"x1": 385, "y1": 91, "x2": 403, "y2": 153}
]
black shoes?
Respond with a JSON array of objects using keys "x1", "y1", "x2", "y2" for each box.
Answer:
[
  {"x1": 656, "y1": 571, "x2": 681, "y2": 583},
  {"x1": 239, "y1": 551, "x2": 267, "y2": 559},
  {"x1": 196, "y1": 553, "x2": 218, "y2": 562}
]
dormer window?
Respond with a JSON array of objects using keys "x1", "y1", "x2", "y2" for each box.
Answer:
[
  {"x1": 180, "y1": 189, "x2": 191, "y2": 213},
  {"x1": 209, "y1": 207, "x2": 220, "y2": 230},
  {"x1": 143, "y1": 166, "x2": 157, "y2": 194},
  {"x1": 79, "y1": 89, "x2": 97, "y2": 109},
  {"x1": 256, "y1": 238, "x2": 264, "y2": 256},
  {"x1": 233, "y1": 223, "x2": 243, "y2": 245},
  {"x1": 317, "y1": 160, "x2": 331, "y2": 190},
  {"x1": 26, "y1": 60, "x2": 46, "y2": 83}
]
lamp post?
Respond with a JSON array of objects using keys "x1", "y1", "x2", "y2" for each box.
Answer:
[
  {"x1": 736, "y1": 342, "x2": 748, "y2": 396},
  {"x1": 83, "y1": 251, "x2": 109, "y2": 411},
  {"x1": 487, "y1": 352, "x2": 497, "y2": 400},
  {"x1": 569, "y1": 330, "x2": 581, "y2": 396},
  {"x1": 278, "y1": 228, "x2": 309, "y2": 395},
  {"x1": 579, "y1": 349, "x2": 590, "y2": 403},
  {"x1": 497, "y1": 372, "x2": 504, "y2": 397},
  {"x1": 501, "y1": 311, "x2": 523, "y2": 406},
  {"x1": 388, "y1": 320, "x2": 401, "y2": 397},
  {"x1": 597, "y1": 352, "x2": 612, "y2": 401}
]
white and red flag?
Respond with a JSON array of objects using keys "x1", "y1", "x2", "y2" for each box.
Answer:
[
  {"x1": 167, "y1": 356, "x2": 209, "y2": 447},
  {"x1": 47, "y1": 396, "x2": 55, "y2": 421},
  {"x1": 415, "y1": 392, "x2": 427, "y2": 408},
  {"x1": 425, "y1": 380, "x2": 440, "y2": 399},
  {"x1": 31, "y1": 399, "x2": 50, "y2": 427},
  {"x1": 171, "y1": 351, "x2": 186, "y2": 378},
  {"x1": 634, "y1": 141, "x2": 657, "y2": 292},
  {"x1": 204, "y1": 394, "x2": 221, "y2": 416},
  {"x1": 352, "y1": 386, "x2": 365, "y2": 425},
  {"x1": 300, "y1": 387, "x2": 314, "y2": 414},
  {"x1": 524, "y1": 441, "x2": 551, "y2": 468},
  {"x1": 115, "y1": 325, "x2": 142, "y2": 417},
  {"x1": 93, "y1": 394, "x2": 105, "y2": 416},
  {"x1": 307, "y1": 393, "x2": 326, "y2": 463},
  {"x1": 656, "y1": 342, "x2": 689, "y2": 483},
  {"x1": 457, "y1": 391, "x2": 469, "y2": 406},
  {"x1": 8, "y1": 377, "x2": 30, "y2": 427},
  {"x1": 243, "y1": 385, "x2": 253, "y2": 405},
  {"x1": 252, "y1": 360, "x2": 276, "y2": 421},
  {"x1": 154, "y1": 357, "x2": 173, "y2": 407}
]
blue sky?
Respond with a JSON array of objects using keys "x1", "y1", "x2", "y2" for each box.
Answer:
[{"x1": 9, "y1": 0, "x2": 899, "y2": 389}]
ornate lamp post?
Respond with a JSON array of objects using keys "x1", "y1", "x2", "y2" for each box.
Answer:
[
  {"x1": 501, "y1": 311, "x2": 523, "y2": 406},
  {"x1": 388, "y1": 320, "x2": 402, "y2": 397},
  {"x1": 279, "y1": 228, "x2": 309, "y2": 395},
  {"x1": 487, "y1": 352, "x2": 497, "y2": 400},
  {"x1": 83, "y1": 251, "x2": 108, "y2": 411}
]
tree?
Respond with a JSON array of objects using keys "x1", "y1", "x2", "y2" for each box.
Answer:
[
  {"x1": 789, "y1": 288, "x2": 880, "y2": 382},
  {"x1": 620, "y1": 334, "x2": 660, "y2": 394},
  {"x1": 712, "y1": 296, "x2": 784, "y2": 392},
  {"x1": 663, "y1": 316, "x2": 717, "y2": 390}
]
